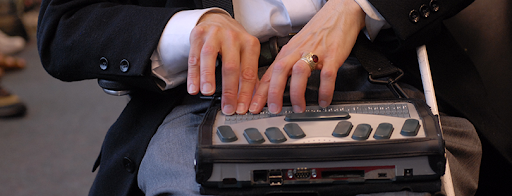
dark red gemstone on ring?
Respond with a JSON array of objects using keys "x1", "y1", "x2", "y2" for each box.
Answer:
[{"x1": 312, "y1": 55, "x2": 318, "y2": 63}]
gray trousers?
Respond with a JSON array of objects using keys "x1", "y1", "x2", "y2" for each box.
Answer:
[{"x1": 138, "y1": 64, "x2": 482, "y2": 196}]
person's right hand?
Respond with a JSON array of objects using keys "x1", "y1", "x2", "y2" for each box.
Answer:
[{"x1": 187, "y1": 12, "x2": 260, "y2": 115}]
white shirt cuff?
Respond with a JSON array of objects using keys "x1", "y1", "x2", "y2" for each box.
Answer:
[
  {"x1": 152, "y1": 8, "x2": 230, "y2": 90},
  {"x1": 354, "y1": 0, "x2": 390, "y2": 41}
]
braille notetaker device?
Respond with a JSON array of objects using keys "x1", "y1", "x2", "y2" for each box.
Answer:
[{"x1": 195, "y1": 99, "x2": 446, "y2": 196}]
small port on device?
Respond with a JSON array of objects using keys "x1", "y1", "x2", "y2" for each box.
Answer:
[
  {"x1": 222, "y1": 178, "x2": 238, "y2": 185},
  {"x1": 268, "y1": 170, "x2": 283, "y2": 186},
  {"x1": 404, "y1": 169, "x2": 413, "y2": 178},
  {"x1": 252, "y1": 170, "x2": 268, "y2": 183},
  {"x1": 252, "y1": 170, "x2": 284, "y2": 186},
  {"x1": 322, "y1": 170, "x2": 365, "y2": 179},
  {"x1": 293, "y1": 168, "x2": 312, "y2": 179}
]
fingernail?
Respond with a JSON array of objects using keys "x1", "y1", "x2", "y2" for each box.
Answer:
[
  {"x1": 249, "y1": 103, "x2": 259, "y2": 113},
  {"x1": 236, "y1": 103, "x2": 246, "y2": 114},
  {"x1": 268, "y1": 103, "x2": 279, "y2": 114},
  {"x1": 188, "y1": 84, "x2": 197, "y2": 94},
  {"x1": 202, "y1": 83, "x2": 213, "y2": 94},
  {"x1": 293, "y1": 105, "x2": 303, "y2": 113},
  {"x1": 320, "y1": 100, "x2": 328, "y2": 108},
  {"x1": 223, "y1": 104, "x2": 235, "y2": 115}
]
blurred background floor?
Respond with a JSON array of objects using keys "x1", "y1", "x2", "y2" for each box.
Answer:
[{"x1": 0, "y1": 2, "x2": 127, "y2": 195}]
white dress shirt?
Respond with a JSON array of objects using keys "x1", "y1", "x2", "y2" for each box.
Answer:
[{"x1": 152, "y1": 0, "x2": 389, "y2": 90}]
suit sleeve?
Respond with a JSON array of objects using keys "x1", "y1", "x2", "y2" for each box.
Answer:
[
  {"x1": 37, "y1": 0, "x2": 192, "y2": 91},
  {"x1": 368, "y1": 0, "x2": 474, "y2": 51}
]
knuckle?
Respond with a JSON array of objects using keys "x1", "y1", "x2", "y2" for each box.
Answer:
[
  {"x1": 292, "y1": 63, "x2": 309, "y2": 75},
  {"x1": 225, "y1": 29, "x2": 238, "y2": 40},
  {"x1": 201, "y1": 45, "x2": 217, "y2": 56},
  {"x1": 187, "y1": 70, "x2": 199, "y2": 79},
  {"x1": 240, "y1": 68, "x2": 257, "y2": 82},
  {"x1": 222, "y1": 89, "x2": 238, "y2": 99},
  {"x1": 320, "y1": 68, "x2": 337, "y2": 80},
  {"x1": 200, "y1": 68, "x2": 215, "y2": 77},
  {"x1": 252, "y1": 93, "x2": 265, "y2": 101},
  {"x1": 245, "y1": 37, "x2": 260, "y2": 49},
  {"x1": 272, "y1": 61, "x2": 288, "y2": 73},
  {"x1": 188, "y1": 56, "x2": 199, "y2": 66},
  {"x1": 238, "y1": 91, "x2": 253, "y2": 99},
  {"x1": 267, "y1": 86, "x2": 281, "y2": 97},
  {"x1": 289, "y1": 90, "x2": 304, "y2": 98},
  {"x1": 280, "y1": 44, "x2": 291, "y2": 52},
  {"x1": 190, "y1": 26, "x2": 205, "y2": 38},
  {"x1": 259, "y1": 73, "x2": 272, "y2": 83},
  {"x1": 221, "y1": 61, "x2": 238, "y2": 72}
]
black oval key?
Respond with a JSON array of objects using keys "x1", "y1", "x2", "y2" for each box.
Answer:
[
  {"x1": 217, "y1": 125, "x2": 238, "y2": 142},
  {"x1": 352, "y1": 124, "x2": 372, "y2": 140},
  {"x1": 401, "y1": 119, "x2": 420, "y2": 136},
  {"x1": 265, "y1": 127, "x2": 287, "y2": 143},
  {"x1": 332, "y1": 121, "x2": 353, "y2": 137},
  {"x1": 283, "y1": 123, "x2": 306, "y2": 139},
  {"x1": 374, "y1": 123, "x2": 394, "y2": 139},
  {"x1": 244, "y1": 128, "x2": 265, "y2": 144}
]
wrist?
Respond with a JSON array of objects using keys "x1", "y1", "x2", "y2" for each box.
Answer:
[
  {"x1": 197, "y1": 9, "x2": 232, "y2": 24},
  {"x1": 326, "y1": 0, "x2": 366, "y2": 31}
]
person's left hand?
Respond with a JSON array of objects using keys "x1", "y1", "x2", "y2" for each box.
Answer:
[{"x1": 249, "y1": 0, "x2": 366, "y2": 114}]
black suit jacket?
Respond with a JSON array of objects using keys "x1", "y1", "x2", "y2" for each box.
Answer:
[{"x1": 37, "y1": 0, "x2": 510, "y2": 195}]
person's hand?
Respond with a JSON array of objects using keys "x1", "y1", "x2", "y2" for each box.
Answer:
[
  {"x1": 249, "y1": 0, "x2": 365, "y2": 114},
  {"x1": 187, "y1": 12, "x2": 260, "y2": 115}
]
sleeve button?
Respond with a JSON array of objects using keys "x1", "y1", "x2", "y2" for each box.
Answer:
[
  {"x1": 122, "y1": 157, "x2": 136, "y2": 173},
  {"x1": 409, "y1": 9, "x2": 420, "y2": 23},
  {"x1": 419, "y1": 4, "x2": 431, "y2": 18},
  {"x1": 430, "y1": 0, "x2": 440, "y2": 12},
  {"x1": 99, "y1": 57, "x2": 108, "y2": 70},
  {"x1": 120, "y1": 59, "x2": 130, "y2": 72}
]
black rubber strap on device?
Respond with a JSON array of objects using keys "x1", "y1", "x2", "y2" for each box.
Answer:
[
  {"x1": 352, "y1": 33, "x2": 408, "y2": 98},
  {"x1": 352, "y1": 33, "x2": 403, "y2": 80}
]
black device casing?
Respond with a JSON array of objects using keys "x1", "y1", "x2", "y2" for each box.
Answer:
[{"x1": 195, "y1": 99, "x2": 445, "y2": 195}]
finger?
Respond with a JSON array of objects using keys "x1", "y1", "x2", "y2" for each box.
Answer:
[
  {"x1": 289, "y1": 59, "x2": 312, "y2": 113},
  {"x1": 199, "y1": 38, "x2": 220, "y2": 96},
  {"x1": 187, "y1": 27, "x2": 206, "y2": 95},
  {"x1": 318, "y1": 59, "x2": 339, "y2": 108},
  {"x1": 249, "y1": 67, "x2": 272, "y2": 114},
  {"x1": 248, "y1": 48, "x2": 291, "y2": 114},
  {"x1": 266, "y1": 55, "x2": 300, "y2": 114},
  {"x1": 220, "y1": 42, "x2": 241, "y2": 115},
  {"x1": 235, "y1": 37, "x2": 260, "y2": 114}
]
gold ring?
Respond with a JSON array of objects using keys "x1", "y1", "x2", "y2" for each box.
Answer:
[{"x1": 300, "y1": 52, "x2": 319, "y2": 71}]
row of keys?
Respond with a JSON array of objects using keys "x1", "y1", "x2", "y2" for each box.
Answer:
[
  {"x1": 216, "y1": 119, "x2": 421, "y2": 144},
  {"x1": 224, "y1": 103, "x2": 412, "y2": 124}
]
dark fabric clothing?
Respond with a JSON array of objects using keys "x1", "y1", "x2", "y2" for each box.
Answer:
[
  {"x1": 36, "y1": 0, "x2": 507, "y2": 195},
  {"x1": 89, "y1": 87, "x2": 186, "y2": 196}
]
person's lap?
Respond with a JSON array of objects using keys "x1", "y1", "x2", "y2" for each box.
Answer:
[
  {"x1": 138, "y1": 95, "x2": 210, "y2": 196},
  {"x1": 138, "y1": 63, "x2": 481, "y2": 196}
]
